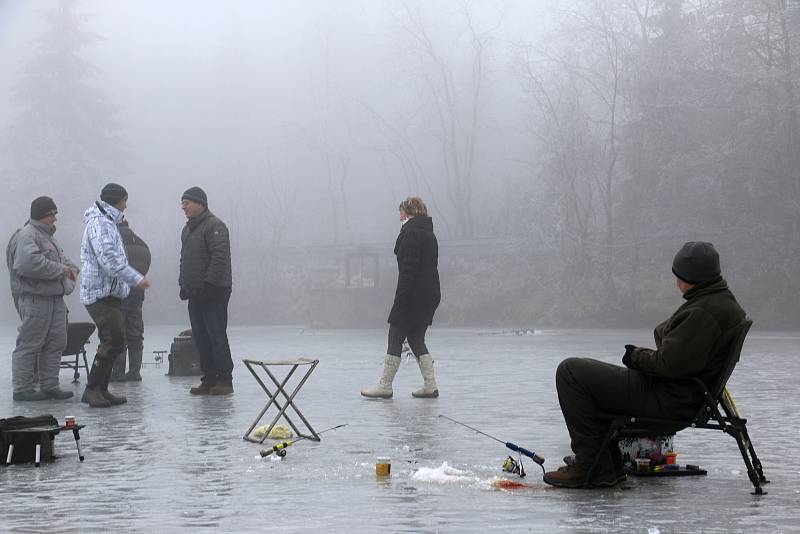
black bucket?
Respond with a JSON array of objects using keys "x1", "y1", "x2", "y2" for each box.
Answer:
[{"x1": 167, "y1": 330, "x2": 203, "y2": 376}]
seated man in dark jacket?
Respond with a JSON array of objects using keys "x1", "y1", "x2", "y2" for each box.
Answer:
[{"x1": 544, "y1": 241, "x2": 746, "y2": 488}]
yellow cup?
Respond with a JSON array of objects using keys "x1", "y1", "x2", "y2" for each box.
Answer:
[{"x1": 376, "y1": 456, "x2": 391, "y2": 476}]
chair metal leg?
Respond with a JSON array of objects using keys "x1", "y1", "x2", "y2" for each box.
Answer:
[
  {"x1": 72, "y1": 354, "x2": 80, "y2": 383},
  {"x1": 81, "y1": 349, "x2": 90, "y2": 381},
  {"x1": 738, "y1": 424, "x2": 768, "y2": 484},
  {"x1": 727, "y1": 423, "x2": 766, "y2": 495}
]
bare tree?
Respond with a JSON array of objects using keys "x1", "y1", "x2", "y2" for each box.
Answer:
[{"x1": 395, "y1": 2, "x2": 500, "y2": 238}]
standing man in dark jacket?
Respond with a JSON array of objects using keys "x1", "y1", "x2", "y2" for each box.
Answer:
[
  {"x1": 110, "y1": 220, "x2": 151, "y2": 382},
  {"x1": 179, "y1": 186, "x2": 234, "y2": 396},
  {"x1": 362, "y1": 197, "x2": 441, "y2": 399},
  {"x1": 543, "y1": 242, "x2": 747, "y2": 488}
]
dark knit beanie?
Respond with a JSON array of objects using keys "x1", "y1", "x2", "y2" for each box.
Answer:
[
  {"x1": 181, "y1": 186, "x2": 208, "y2": 207},
  {"x1": 100, "y1": 183, "x2": 128, "y2": 205},
  {"x1": 30, "y1": 196, "x2": 57, "y2": 220},
  {"x1": 672, "y1": 241, "x2": 721, "y2": 284}
]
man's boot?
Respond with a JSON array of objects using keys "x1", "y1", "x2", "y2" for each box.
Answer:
[
  {"x1": 100, "y1": 362, "x2": 127, "y2": 405},
  {"x1": 411, "y1": 354, "x2": 439, "y2": 398},
  {"x1": 190, "y1": 381, "x2": 214, "y2": 395},
  {"x1": 361, "y1": 355, "x2": 401, "y2": 398},
  {"x1": 543, "y1": 463, "x2": 618, "y2": 488},
  {"x1": 208, "y1": 382, "x2": 234, "y2": 395},
  {"x1": 546, "y1": 448, "x2": 619, "y2": 488},
  {"x1": 101, "y1": 390, "x2": 127, "y2": 405},
  {"x1": 13, "y1": 390, "x2": 47, "y2": 401},
  {"x1": 43, "y1": 388, "x2": 74, "y2": 400},
  {"x1": 110, "y1": 352, "x2": 127, "y2": 382},
  {"x1": 82, "y1": 360, "x2": 111, "y2": 407},
  {"x1": 125, "y1": 342, "x2": 143, "y2": 381},
  {"x1": 81, "y1": 387, "x2": 111, "y2": 408},
  {"x1": 563, "y1": 453, "x2": 626, "y2": 483}
]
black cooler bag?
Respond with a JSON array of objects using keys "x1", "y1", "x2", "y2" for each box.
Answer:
[{"x1": 0, "y1": 415, "x2": 58, "y2": 463}]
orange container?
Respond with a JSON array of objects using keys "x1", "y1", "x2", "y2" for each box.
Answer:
[
  {"x1": 376, "y1": 457, "x2": 391, "y2": 476},
  {"x1": 635, "y1": 458, "x2": 651, "y2": 473},
  {"x1": 665, "y1": 452, "x2": 678, "y2": 465}
]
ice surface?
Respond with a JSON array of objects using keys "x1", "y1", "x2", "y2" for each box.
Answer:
[{"x1": 0, "y1": 325, "x2": 796, "y2": 533}]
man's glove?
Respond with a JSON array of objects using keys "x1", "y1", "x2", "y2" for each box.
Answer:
[
  {"x1": 179, "y1": 287, "x2": 188, "y2": 301},
  {"x1": 622, "y1": 344, "x2": 636, "y2": 368}
]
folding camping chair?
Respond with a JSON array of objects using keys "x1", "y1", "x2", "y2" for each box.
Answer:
[
  {"x1": 242, "y1": 358, "x2": 320, "y2": 444},
  {"x1": 587, "y1": 319, "x2": 769, "y2": 494},
  {"x1": 60, "y1": 322, "x2": 95, "y2": 383}
]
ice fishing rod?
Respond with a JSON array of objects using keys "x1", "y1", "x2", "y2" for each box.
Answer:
[
  {"x1": 439, "y1": 415, "x2": 545, "y2": 477},
  {"x1": 259, "y1": 424, "x2": 348, "y2": 458}
]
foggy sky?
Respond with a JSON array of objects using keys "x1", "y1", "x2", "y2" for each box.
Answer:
[
  {"x1": 1, "y1": 0, "x2": 797, "y2": 329},
  {"x1": 0, "y1": 0, "x2": 554, "y2": 326}
]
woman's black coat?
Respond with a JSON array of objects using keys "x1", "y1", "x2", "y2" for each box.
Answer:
[{"x1": 388, "y1": 216, "x2": 441, "y2": 326}]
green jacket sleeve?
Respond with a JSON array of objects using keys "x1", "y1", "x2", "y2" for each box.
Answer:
[{"x1": 628, "y1": 308, "x2": 721, "y2": 378}]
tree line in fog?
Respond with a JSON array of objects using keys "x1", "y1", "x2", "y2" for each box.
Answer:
[{"x1": 2, "y1": 1, "x2": 798, "y2": 328}]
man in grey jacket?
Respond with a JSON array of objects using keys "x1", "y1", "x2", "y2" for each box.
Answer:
[
  {"x1": 80, "y1": 183, "x2": 150, "y2": 407},
  {"x1": 179, "y1": 186, "x2": 234, "y2": 396},
  {"x1": 6, "y1": 196, "x2": 79, "y2": 401}
]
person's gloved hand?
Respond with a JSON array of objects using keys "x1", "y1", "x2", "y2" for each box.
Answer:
[
  {"x1": 622, "y1": 345, "x2": 636, "y2": 368},
  {"x1": 179, "y1": 287, "x2": 188, "y2": 301}
]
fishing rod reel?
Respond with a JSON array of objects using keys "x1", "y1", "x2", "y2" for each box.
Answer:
[{"x1": 502, "y1": 455, "x2": 526, "y2": 477}]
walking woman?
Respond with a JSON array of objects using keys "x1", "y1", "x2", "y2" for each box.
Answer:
[{"x1": 361, "y1": 197, "x2": 441, "y2": 399}]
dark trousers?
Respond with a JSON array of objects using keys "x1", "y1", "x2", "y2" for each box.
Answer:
[
  {"x1": 387, "y1": 324, "x2": 429, "y2": 357},
  {"x1": 85, "y1": 297, "x2": 126, "y2": 390},
  {"x1": 111, "y1": 299, "x2": 145, "y2": 378},
  {"x1": 555, "y1": 357, "x2": 694, "y2": 471},
  {"x1": 188, "y1": 287, "x2": 233, "y2": 386}
]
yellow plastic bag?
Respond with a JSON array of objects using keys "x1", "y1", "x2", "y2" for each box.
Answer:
[{"x1": 250, "y1": 424, "x2": 293, "y2": 440}]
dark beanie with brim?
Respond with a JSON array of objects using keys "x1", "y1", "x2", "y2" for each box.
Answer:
[
  {"x1": 30, "y1": 196, "x2": 57, "y2": 220},
  {"x1": 672, "y1": 241, "x2": 721, "y2": 284},
  {"x1": 182, "y1": 186, "x2": 208, "y2": 207},
  {"x1": 100, "y1": 183, "x2": 128, "y2": 205}
]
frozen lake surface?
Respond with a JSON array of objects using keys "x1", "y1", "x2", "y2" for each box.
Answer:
[{"x1": 0, "y1": 325, "x2": 798, "y2": 533}]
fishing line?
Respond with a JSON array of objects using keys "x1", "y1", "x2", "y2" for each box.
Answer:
[{"x1": 439, "y1": 414, "x2": 546, "y2": 477}]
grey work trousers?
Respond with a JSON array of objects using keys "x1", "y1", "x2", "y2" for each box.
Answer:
[{"x1": 12, "y1": 294, "x2": 67, "y2": 393}]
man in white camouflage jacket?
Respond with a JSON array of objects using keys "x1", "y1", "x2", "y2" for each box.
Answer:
[{"x1": 79, "y1": 183, "x2": 150, "y2": 408}]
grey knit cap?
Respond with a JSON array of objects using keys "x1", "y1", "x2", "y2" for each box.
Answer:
[{"x1": 672, "y1": 241, "x2": 721, "y2": 284}]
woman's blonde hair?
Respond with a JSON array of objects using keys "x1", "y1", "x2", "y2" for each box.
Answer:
[{"x1": 399, "y1": 197, "x2": 428, "y2": 217}]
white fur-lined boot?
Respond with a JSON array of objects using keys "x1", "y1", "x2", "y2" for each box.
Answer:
[
  {"x1": 361, "y1": 355, "x2": 401, "y2": 398},
  {"x1": 412, "y1": 354, "x2": 439, "y2": 398}
]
